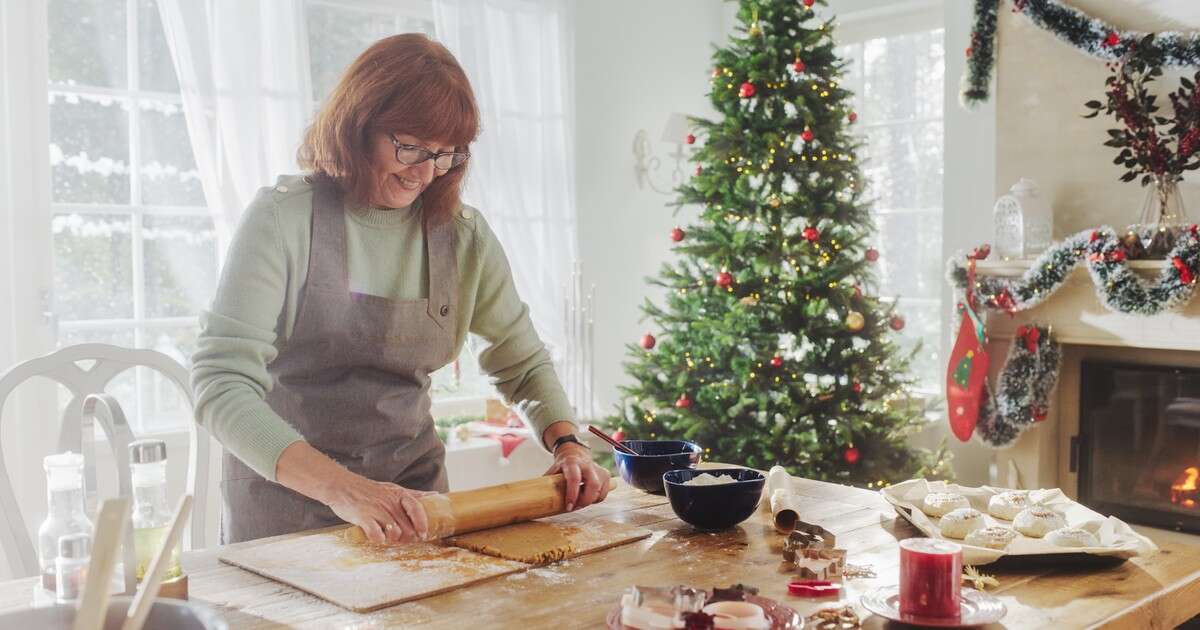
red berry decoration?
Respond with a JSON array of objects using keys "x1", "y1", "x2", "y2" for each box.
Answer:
[
  {"x1": 889, "y1": 315, "x2": 906, "y2": 332},
  {"x1": 715, "y1": 271, "x2": 733, "y2": 288},
  {"x1": 738, "y1": 82, "x2": 756, "y2": 98},
  {"x1": 612, "y1": 429, "x2": 626, "y2": 442},
  {"x1": 671, "y1": 227, "x2": 686, "y2": 242},
  {"x1": 685, "y1": 133, "x2": 696, "y2": 145},
  {"x1": 848, "y1": 111, "x2": 858, "y2": 123},
  {"x1": 852, "y1": 382, "x2": 863, "y2": 394},
  {"x1": 801, "y1": 127, "x2": 814, "y2": 142},
  {"x1": 802, "y1": 226, "x2": 820, "y2": 243},
  {"x1": 843, "y1": 447, "x2": 860, "y2": 465},
  {"x1": 640, "y1": 333, "x2": 656, "y2": 350},
  {"x1": 770, "y1": 356, "x2": 783, "y2": 368},
  {"x1": 675, "y1": 394, "x2": 692, "y2": 409},
  {"x1": 793, "y1": 58, "x2": 806, "y2": 73},
  {"x1": 865, "y1": 247, "x2": 880, "y2": 262},
  {"x1": 1103, "y1": 31, "x2": 1120, "y2": 48}
]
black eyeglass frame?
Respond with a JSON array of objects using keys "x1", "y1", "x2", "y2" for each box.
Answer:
[{"x1": 388, "y1": 134, "x2": 470, "y2": 172}]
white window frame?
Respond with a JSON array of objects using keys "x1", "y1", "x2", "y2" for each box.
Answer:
[{"x1": 832, "y1": 0, "x2": 946, "y2": 402}]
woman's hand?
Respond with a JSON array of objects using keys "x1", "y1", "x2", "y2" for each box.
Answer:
[
  {"x1": 324, "y1": 472, "x2": 435, "y2": 544},
  {"x1": 545, "y1": 441, "x2": 611, "y2": 512}
]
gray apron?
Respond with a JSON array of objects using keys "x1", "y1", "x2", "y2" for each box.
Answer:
[{"x1": 221, "y1": 178, "x2": 456, "y2": 543}]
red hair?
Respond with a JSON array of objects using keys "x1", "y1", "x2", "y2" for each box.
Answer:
[{"x1": 298, "y1": 33, "x2": 480, "y2": 222}]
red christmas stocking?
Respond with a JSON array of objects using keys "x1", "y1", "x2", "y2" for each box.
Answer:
[{"x1": 946, "y1": 296, "x2": 990, "y2": 441}]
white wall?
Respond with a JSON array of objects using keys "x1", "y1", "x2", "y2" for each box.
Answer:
[{"x1": 572, "y1": 0, "x2": 727, "y2": 417}]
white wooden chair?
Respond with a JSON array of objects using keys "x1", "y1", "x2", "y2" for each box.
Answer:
[{"x1": 0, "y1": 343, "x2": 212, "y2": 580}]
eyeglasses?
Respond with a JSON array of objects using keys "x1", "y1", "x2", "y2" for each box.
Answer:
[{"x1": 388, "y1": 134, "x2": 470, "y2": 171}]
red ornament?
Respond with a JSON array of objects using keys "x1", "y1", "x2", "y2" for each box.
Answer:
[
  {"x1": 801, "y1": 128, "x2": 814, "y2": 142},
  {"x1": 1015, "y1": 325, "x2": 1041, "y2": 353},
  {"x1": 865, "y1": 248, "x2": 880, "y2": 262},
  {"x1": 1174, "y1": 256, "x2": 1195, "y2": 284},
  {"x1": 1103, "y1": 31, "x2": 1120, "y2": 48},
  {"x1": 802, "y1": 226, "x2": 820, "y2": 242},
  {"x1": 675, "y1": 394, "x2": 692, "y2": 409},
  {"x1": 715, "y1": 271, "x2": 733, "y2": 288},
  {"x1": 889, "y1": 316, "x2": 906, "y2": 332},
  {"x1": 803, "y1": 0, "x2": 815, "y2": 6},
  {"x1": 793, "y1": 58, "x2": 806, "y2": 73},
  {"x1": 843, "y1": 447, "x2": 860, "y2": 465},
  {"x1": 770, "y1": 356, "x2": 784, "y2": 368},
  {"x1": 991, "y1": 288, "x2": 1017, "y2": 314},
  {"x1": 852, "y1": 382, "x2": 863, "y2": 394},
  {"x1": 848, "y1": 111, "x2": 858, "y2": 123},
  {"x1": 965, "y1": 46, "x2": 974, "y2": 58},
  {"x1": 738, "y1": 82, "x2": 756, "y2": 98},
  {"x1": 712, "y1": 67, "x2": 721, "y2": 78},
  {"x1": 671, "y1": 226, "x2": 686, "y2": 242},
  {"x1": 1031, "y1": 406, "x2": 1048, "y2": 423},
  {"x1": 685, "y1": 133, "x2": 696, "y2": 145},
  {"x1": 640, "y1": 333, "x2": 656, "y2": 350},
  {"x1": 612, "y1": 429, "x2": 626, "y2": 442},
  {"x1": 1090, "y1": 230, "x2": 1101, "y2": 243},
  {"x1": 1109, "y1": 249, "x2": 1127, "y2": 263}
]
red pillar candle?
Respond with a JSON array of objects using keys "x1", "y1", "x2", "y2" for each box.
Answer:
[{"x1": 899, "y1": 538, "x2": 963, "y2": 619}]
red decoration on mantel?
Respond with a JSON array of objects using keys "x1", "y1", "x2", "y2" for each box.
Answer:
[
  {"x1": 991, "y1": 288, "x2": 1017, "y2": 314},
  {"x1": 1174, "y1": 256, "x2": 1195, "y2": 284},
  {"x1": 1015, "y1": 325, "x2": 1041, "y2": 353},
  {"x1": 1032, "y1": 405, "x2": 1049, "y2": 423},
  {"x1": 1103, "y1": 31, "x2": 1121, "y2": 48}
]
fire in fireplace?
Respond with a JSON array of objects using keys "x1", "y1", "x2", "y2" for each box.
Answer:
[{"x1": 1172, "y1": 467, "x2": 1199, "y2": 510}]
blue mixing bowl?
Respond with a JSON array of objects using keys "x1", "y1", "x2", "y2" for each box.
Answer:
[
  {"x1": 663, "y1": 468, "x2": 766, "y2": 530},
  {"x1": 613, "y1": 440, "x2": 702, "y2": 494}
]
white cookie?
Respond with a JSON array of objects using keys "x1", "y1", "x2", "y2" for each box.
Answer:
[
  {"x1": 921, "y1": 492, "x2": 970, "y2": 518},
  {"x1": 1013, "y1": 506, "x2": 1067, "y2": 538},
  {"x1": 1045, "y1": 527, "x2": 1099, "y2": 548},
  {"x1": 964, "y1": 526, "x2": 1018, "y2": 550},
  {"x1": 939, "y1": 508, "x2": 985, "y2": 540},
  {"x1": 987, "y1": 491, "x2": 1030, "y2": 520}
]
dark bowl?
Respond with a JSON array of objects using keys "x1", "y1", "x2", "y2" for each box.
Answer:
[
  {"x1": 663, "y1": 468, "x2": 766, "y2": 531},
  {"x1": 613, "y1": 440, "x2": 703, "y2": 494}
]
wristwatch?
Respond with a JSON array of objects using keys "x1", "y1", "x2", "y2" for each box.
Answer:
[{"x1": 552, "y1": 433, "x2": 590, "y2": 453}]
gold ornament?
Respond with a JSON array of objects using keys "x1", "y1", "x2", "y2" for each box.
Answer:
[
  {"x1": 749, "y1": 23, "x2": 762, "y2": 37},
  {"x1": 768, "y1": 195, "x2": 781, "y2": 208},
  {"x1": 845, "y1": 311, "x2": 865, "y2": 332},
  {"x1": 739, "y1": 295, "x2": 759, "y2": 306}
]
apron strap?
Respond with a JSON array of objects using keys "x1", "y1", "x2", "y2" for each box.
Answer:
[
  {"x1": 424, "y1": 213, "x2": 458, "y2": 330},
  {"x1": 307, "y1": 178, "x2": 350, "y2": 292}
]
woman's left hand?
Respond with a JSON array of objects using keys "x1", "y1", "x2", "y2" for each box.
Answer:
[{"x1": 545, "y1": 442, "x2": 611, "y2": 512}]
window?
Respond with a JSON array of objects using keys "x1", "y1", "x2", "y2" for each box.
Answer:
[
  {"x1": 838, "y1": 24, "x2": 945, "y2": 394},
  {"x1": 48, "y1": 0, "x2": 212, "y2": 434}
]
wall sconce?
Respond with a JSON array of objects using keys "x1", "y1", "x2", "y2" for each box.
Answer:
[{"x1": 633, "y1": 112, "x2": 692, "y2": 195}]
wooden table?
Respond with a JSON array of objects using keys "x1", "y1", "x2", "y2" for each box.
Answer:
[{"x1": 3, "y1": 477, "x2": 1199, "y2": 628}]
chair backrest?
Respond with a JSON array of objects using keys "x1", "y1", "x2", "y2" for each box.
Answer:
[{"x1": 0, "y1": 343, "x2": 212, "y2": 579}]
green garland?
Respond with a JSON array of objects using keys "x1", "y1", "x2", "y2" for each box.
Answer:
[
  {"x1": 978, "y1": 324, "x2": 1060, "y2": 448},
  {"x1": 963, "y1": 0, "x2": 1200, "y2": 106},
  {"x1": 949, "y1": 226, "x2": 1200, "y2": 316}
]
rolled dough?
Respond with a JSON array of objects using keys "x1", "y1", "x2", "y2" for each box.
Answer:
[{"x1": 446, "y1": 521, "x2": 575, "y2": 565}]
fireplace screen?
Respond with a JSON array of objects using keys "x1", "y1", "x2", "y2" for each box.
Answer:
[{"x1": 1078, "y1": 361, "x2": 1200, "y2": 533}]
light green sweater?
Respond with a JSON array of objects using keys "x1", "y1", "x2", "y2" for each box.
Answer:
[{"x1": 190, "y1": 174, "x2": 572, "y2": 481}]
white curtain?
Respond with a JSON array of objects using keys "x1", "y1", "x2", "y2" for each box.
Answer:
[
  {"x1": 432, "y1": 0, "x2": 579, "y2": 365},
  {"x1": 155, "y1": 0, "x2": 311, "y2": 255}
]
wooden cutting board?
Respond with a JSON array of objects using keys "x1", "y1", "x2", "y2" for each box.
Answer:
[{"x1": 219, "y1": 518, "x2": 652, "y2": 613}]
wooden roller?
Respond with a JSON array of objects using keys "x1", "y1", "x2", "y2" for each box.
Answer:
[{"x1": 348, "y1": 474, "x2": 617, "y2": 542}]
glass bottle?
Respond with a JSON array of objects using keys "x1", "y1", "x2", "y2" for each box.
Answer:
[
  {"x1": 1133, "y1": 173, "x2": 1190, "y2": 257},
  {"x1": 129, "y1": 439, "x2": 181, "y2": 582},
  {"x1": 55, "y1": 532, "x2": 91, "y2": 603},
  {"x1": 36, "y1": 452, "x2": 92, "y2": 595}
]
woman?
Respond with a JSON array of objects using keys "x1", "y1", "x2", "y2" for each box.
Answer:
[{"x1": 191, "y1": 33, "x2": 609, "y2": 545}]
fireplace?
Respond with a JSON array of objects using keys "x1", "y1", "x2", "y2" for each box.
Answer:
[{"x1": 1076, "y1": 360, "x2": 1200, "y2": 533}]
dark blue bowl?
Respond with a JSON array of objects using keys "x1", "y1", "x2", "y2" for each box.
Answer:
[
  {"x1": 663, "y1": 468, "x2": 766, "y2": 531},
  {"x1": 613, "y1": 440, "x2": 703, "y2": 494}
]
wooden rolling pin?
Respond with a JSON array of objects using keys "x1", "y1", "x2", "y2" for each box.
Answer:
[{"x1": 347, "y1": 474, "x2": 617, "y2": 542}]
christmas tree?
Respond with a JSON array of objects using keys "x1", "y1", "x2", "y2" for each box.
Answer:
[{"x1": 610, "y1": 0, "x2": 949, "y2": 486}]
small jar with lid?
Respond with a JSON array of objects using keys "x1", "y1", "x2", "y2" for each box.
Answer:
[
  {"x1": 129, "y1": 439, "x2": 182, "y2": 582},
  {"x1": 54, "y1": 532, "x2": 91, "y2": 603}
]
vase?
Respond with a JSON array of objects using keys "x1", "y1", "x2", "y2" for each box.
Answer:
[{"x1": 1132, "y1": 174, "x2": 1190, "y2": 257}]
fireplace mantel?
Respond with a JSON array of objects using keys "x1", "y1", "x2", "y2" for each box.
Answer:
[
  {"x1": 976, "y1": 258, "x2": 1200, "y2": 351},
  {"x1": 975, "y1": 258, "x2": 1200, "y2": 496}
]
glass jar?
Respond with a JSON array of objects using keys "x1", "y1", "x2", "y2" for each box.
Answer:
[
  {"x1": 993, "y1": 178, "x2": 1053, "y2": 260},
  {"x1": 129, "y1": 439, "x2": 182, "y2": 582},
  {"x1": 55, "y1": 532, "x2": 91, "y2": 603},
  {"x1": 1132, "y1": 174, "x2": 1190, "y2": 257},
  {"x1": 36, "y1": 452, "x2": 92, "y2": 595}
]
